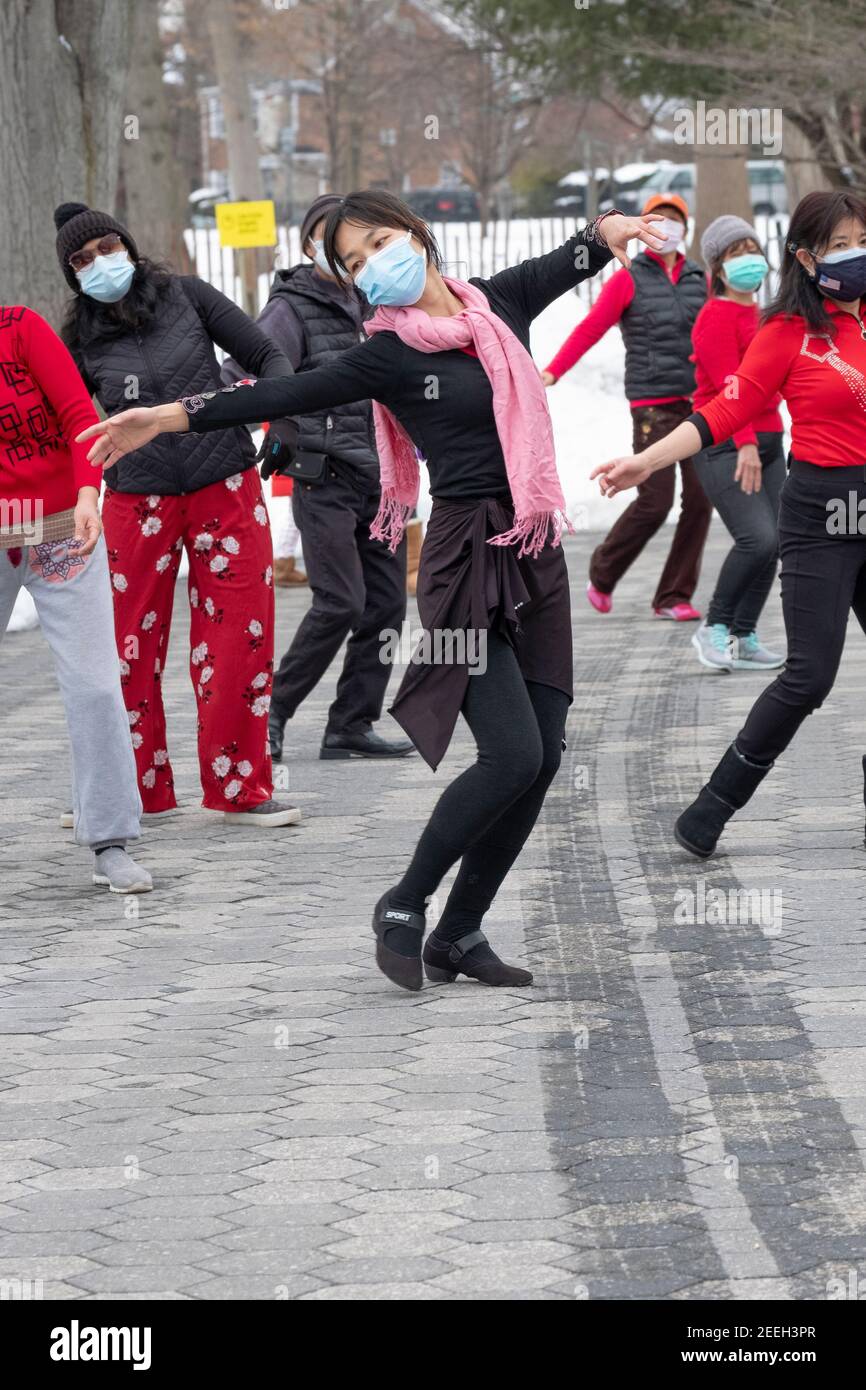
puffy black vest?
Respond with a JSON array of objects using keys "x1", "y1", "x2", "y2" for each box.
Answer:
[
  {"x1": 267, "y1": 265, "x2": 379, "y2": 491},
  {"x1": 81, "y1": 279, "x2": 257, "y2": 494},
  {"x1": 621, "y1": 255, "x2": 707, "y2": 402}
]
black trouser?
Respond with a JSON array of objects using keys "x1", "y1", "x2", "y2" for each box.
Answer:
[
  {"x1": 392, "y1": 630, "x2": 569, "y2": 942},
  {"x1": 737, "y1": 461, "x2": 866, "y2": 764},
  {"x1": 272, "y1": 467, "x2": 407, "y2": 736},
  {"x1": 692, "y1": 430, "x2": 785, "y2": 635}
]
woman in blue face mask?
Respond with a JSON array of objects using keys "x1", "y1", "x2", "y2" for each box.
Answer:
[
  {"x1": 55, "y1": 201, "x2": 300, "y2": 832},
  {"x1": 76, "y1": 187, "x2": 666, "y2": 991},
  {"x1": 688, "y1": 215, "x2": 786, "y2": 675}
]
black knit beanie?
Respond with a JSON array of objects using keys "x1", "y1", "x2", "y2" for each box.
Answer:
[
  {"x1": 300, "y1": 194, "x2": 343, "y2": 254},
  {"x1": 54, "y1": 202, "x2": 139, "y2": 291}
]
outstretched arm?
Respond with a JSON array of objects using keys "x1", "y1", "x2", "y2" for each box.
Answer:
[{"x1": 77, "y1": 336, "x2": 399, "y2": 469}]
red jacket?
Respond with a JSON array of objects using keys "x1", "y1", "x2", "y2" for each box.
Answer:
[
  {"x1": 544, "y1": 251, "x2": 693, "y2": 408},
  {"x1": 696, "y1": 300, "x2": 866, "y2": 466},
  {"x1": 691, "y1": 298, "x2": 783, "y2": 449},
  {"x1": 0, "y1": 306, "x2": 99, "y2": 521}
]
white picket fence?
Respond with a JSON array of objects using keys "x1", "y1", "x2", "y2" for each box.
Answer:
[{"x1": 186, "y1": 212, "x2": 791, "y2": 313}]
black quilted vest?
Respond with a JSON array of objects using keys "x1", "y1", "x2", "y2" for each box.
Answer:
[
  {"x1": 267, "y1": 265, "x2": 379, "y2": 491},
  {"x1": 621, "y1": 254, "x2": 707, "y2": 402},
  {"x1": 81, "y1": 278, "x2": 257, "y2": 495}
]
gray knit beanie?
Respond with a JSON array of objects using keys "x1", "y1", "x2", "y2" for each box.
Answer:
[{"x1": 700, "y1": 215, "x2": 759, "y2": 267}]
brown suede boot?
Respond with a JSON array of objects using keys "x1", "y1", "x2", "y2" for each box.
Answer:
[{"x1": 274, "y1": 556, "x2": 307, "y2": 588}]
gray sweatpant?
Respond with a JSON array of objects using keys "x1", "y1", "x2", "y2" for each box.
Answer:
[{"x1": 0, "y1": 535, "x2": 142, "y2": 847}]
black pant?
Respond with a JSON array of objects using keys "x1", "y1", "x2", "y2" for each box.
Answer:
[
  {"x1": 392, "y1": 630, "x2": 569, "y2": 940},
  {"x1": 693, "y1": 430, "x2": 785, "y2": 635},
  {"x1": 272, "y1": 468, "x2": 407, "y2": 735},
  {"x1": 738, "y1": 461, "x2": 866, "y2": 763}
]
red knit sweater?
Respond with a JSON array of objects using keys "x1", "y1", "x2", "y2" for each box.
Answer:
[
  {"x1": 0, "y1": 306, "x2": 99, "y2": 522},
  {"x1": 696, "y1": 300, "x2": 866, "y2": 466},
  {"x1": 691, "y1": 298, "x2": 783, "y2": 449}
]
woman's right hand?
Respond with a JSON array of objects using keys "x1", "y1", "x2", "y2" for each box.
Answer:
[
  {"x1": 77, "y1": 404, "x2": 183, "y2": 470},
  {"x1": 590, "y1": 454, "x2": 653, "y2": 497},
  {"x1": 735, "y1": 443, "x2": 761, "y2": 494},
  {"x1": 541, "y1": 370, "x2": 556, "y2": 388}
]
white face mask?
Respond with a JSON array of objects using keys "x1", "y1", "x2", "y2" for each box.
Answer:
[{"x1": 654, "y1": 217, "x2": 685, "y2": 254}]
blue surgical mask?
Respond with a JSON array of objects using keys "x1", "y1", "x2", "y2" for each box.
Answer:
[
  {"x1": 77, "y1": 250, "x2": 135, "y2": 303},
  {"x1": 354, "y1": 232, "x2": 427, "y2": 307},
  {"x1": 722, "y1": 252, "x2": 769, "y2": 292},
  {"x1": 310, "y1": 238, "x2": 348, "y2": 281},
  {"x1": 813, "y1": 246, "x2": 866, "y2": 302}
]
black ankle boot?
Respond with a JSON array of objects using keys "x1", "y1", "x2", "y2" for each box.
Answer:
[
  {"x1": 675, "y1": 743, "x2": 774, "y2": 859},
  {"x1": 423, "y1": 930, "x2": 533, "y2": 987}
]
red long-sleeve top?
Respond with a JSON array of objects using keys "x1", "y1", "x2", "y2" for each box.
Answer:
[
  {"x1": 0, "y1": 306, "x2": 99, "y2": 520},
  {"x1": 544, "y1": 250, "x2": 691, "y2": 407},
  {"x1": 691, "y1": 298, "x2": 783, "y2": 449},
  {"x1": 694, "y1": 299, "x2": 866, "y2": 466}
]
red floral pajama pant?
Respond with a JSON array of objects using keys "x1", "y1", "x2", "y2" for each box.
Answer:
[{"x1": 102, "y1": 469, "x2": 276, "y2": 813}]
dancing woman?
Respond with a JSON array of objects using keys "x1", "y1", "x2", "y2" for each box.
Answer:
[
  {"x1": 591, "y1": 190, "x2": 866, "y2": 857},
  {"x1": 78, "y1": 190, "x2": 664, "y2": 987}
]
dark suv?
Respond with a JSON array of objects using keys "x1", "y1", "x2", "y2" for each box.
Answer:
[{"x1": 406, "y1": 187, "x2": 481, "y2": 221}]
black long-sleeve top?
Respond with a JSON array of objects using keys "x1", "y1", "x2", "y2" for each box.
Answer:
[{"x1": 180, "y1": 227, "x2": 614, "y2": 500}]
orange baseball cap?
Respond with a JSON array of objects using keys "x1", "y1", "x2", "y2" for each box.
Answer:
[{"x1": 642, "y1": 192, "x2": 690, "y2": 222}]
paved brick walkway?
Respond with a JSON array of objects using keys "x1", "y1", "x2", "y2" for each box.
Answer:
[{"x1": 2, "y1": 522, "x2": 866, "y2": 1300}]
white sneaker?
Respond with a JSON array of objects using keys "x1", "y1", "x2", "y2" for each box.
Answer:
[
  {"x1": 732, "y1": 632, "x2": 785, "y2": 670},
  {"x1": 692, "y1": 622, "x2": 734, "y2": 672}
]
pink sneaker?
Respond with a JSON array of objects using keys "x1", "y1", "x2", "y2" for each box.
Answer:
[
  {"x1": 654, "y1": 603, "x2": 702, "y2": 622},
  {"x1": 587, "y1": 582, "x2": 613, "y2": 614}
]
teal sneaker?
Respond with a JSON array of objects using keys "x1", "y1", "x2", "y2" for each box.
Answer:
[
  {"x1": 692, "y1": 622, "x2": 733, "y2": 672},
  {"x1": 732, "y1": 632, "x2": 785, "y2": 670}
]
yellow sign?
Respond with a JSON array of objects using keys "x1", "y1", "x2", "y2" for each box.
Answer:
[{"x1": 215, "y1": 200, "x2": 277, "y2": 249}]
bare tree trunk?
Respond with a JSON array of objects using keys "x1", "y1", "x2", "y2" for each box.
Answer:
[
  {"x1": 693, "y1": 143, "x2": 752, "y2": 256},
  {"x1": 0, "y1": 0, "x2": 132, "y2": 326},
  {"x1": 784, "y1": 115, "x2": 835, "y2": 202},
  {"x1": 206, "y1": 0, "x2": 263, "y2": 201},
  {"x1": 119, "y1": 0, "x2": 190, "y2": 270}
]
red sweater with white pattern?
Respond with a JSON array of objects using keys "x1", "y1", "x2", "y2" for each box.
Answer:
[{"x1": 0, "y1": 306, "x2": 99, "y2": 522}]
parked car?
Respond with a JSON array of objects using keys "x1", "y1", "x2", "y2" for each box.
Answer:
[
  {"x1": 405, "y1": 187, "x2": 481, "y2": 221},
  {"x1": 621, "y1": 160, "x2": 789, "y2": 218}
]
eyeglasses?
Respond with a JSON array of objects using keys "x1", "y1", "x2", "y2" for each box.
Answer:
[{"x1": 68, "y1": 234, "x2": 124, "y2": 273}]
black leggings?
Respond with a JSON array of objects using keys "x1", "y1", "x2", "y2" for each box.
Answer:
[
  {"x1": 692, "y1": 430, "x2": 785, "y2": 636},
  {"x1": 392, "y1": 630, "x2": 569, "y2": 943},
  {"x1": 738, "y1": 461, "x2": 866, "y2": 763}
]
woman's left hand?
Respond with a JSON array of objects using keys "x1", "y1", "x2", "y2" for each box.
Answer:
[
  {"x1": 73, "y1": 490, "x2": 102, "y2": 556},
  {"x1": 595, "y1": 213, "x2": 666, "y2": 268}
]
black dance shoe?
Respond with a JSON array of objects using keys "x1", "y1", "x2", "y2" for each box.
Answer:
[
  {"x1": 423, "y1": 929, "x2": 533, "y2": 987},
  {"x1": 372, "y1": 891, "x2": 426, "y2": 991}
]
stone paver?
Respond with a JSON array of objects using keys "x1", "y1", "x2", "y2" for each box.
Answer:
[{"x1": 2, "y1": 522, "x2": 866, "y2": 1299}]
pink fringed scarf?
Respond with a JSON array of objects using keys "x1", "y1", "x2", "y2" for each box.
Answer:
[{"x1": 365, "y1": 277, "x2": 571, "y2": 558}]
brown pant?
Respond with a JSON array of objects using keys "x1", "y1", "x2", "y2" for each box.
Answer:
[{"x1": 589, "y1": 400, "x2": 712, "y2": 609}]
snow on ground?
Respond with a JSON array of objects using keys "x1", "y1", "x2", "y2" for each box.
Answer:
[{"x1": 531, "y1": 290, "x2": 636, "y2": 533}]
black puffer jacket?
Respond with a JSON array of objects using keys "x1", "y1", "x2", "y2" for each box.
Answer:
[
  {"x1": 223, "y1": 263, "x2": 380, "y2": 492},
  {"x1": 74, "y1": 276, "x2": 290, "y2": 495},
  {"x1": 621, "y1": 253, "x2": 707, "y2": 402}
]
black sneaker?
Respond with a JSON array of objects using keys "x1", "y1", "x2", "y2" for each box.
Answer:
[{"x1": 423, "y1": 930, "x2": 533, "y2": 987}]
